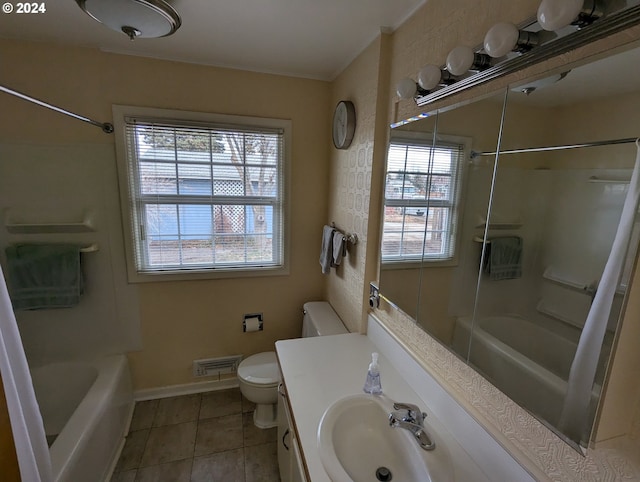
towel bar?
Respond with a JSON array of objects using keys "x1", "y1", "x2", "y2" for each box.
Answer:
[
  {"x1": 330, "y1": 222, "x2": 358, "y2": 245},
  {"x1": 472, "y1": 236, "x2": 490, "y2": 244},
  {"x1": 79, "y1": 243, "x2": 99, "y2": 253}
]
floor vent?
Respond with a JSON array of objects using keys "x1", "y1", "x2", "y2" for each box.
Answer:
[{"x1": 193, "y1": 355, "x2": 243, "y2": 378}]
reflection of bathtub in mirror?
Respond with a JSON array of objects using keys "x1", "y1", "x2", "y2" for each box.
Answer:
[{"x1": 451, "y1": 314, "x2": 610, "y2": 442}]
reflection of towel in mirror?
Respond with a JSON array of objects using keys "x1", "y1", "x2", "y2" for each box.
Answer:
[
  {"x1": 332, "y1": 231, "x2": 345, "y2": 267},
  {"x1": 484, "y1": 236, "x2": 522, "y2": 280},
  {"x1": 319, "y1": 225, "x2": 335, "y2": 274},
  {"x1": 5, "y1": 244, "x2": 83, "y2": 310}
]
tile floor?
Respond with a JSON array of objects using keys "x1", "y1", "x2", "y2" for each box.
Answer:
[{"x1": 110, "y1": 388, "x2": 280, "y2": 482}]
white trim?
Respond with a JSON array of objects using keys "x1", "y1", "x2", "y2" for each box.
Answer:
[{"x1": 134, "y1": 377, "x2": 240, "y2": 401}]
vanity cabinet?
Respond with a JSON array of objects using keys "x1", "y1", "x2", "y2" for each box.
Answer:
[{"x1": 277, "y1": 381, "x2": 307, "y2": 482}]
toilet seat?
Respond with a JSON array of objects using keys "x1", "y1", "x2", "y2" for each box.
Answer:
[{"x1": 238, "y1": 351, "x2": 279, "y2": 386}]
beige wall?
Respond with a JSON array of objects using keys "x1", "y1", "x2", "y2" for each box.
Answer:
[
  {"x1": 325, "y1": 33, "x2": 391, "y2": 332},
  {"x1": 0, "y1": 39, "x2": 330, "y2": 389}
]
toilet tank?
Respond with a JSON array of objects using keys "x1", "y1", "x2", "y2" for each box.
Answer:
[{"x1": 302, "y1": 301, "x2": 348, "y2": 337}]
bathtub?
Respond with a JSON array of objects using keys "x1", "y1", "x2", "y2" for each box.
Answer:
[
  {"x1": 30, "y1": 355, "x2": 133, "y2": 482},
  {"x1": 451, "y1": 315, "x2": 603, "y2": 438}
]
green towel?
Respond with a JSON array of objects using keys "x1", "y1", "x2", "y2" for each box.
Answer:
[
  {"x1": 484, "y1": 236, "x2": 523, "y2": 281},
  {"x1": 5, "y1": 244, "x2": 83, "y2": 310}
]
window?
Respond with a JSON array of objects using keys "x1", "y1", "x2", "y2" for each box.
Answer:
[
  {"x1": 113, "y1": 106, "x2": 290, "y2": 281},
  {"x1": 381, "y1": 133, "x2": 467, "y2": 264}
]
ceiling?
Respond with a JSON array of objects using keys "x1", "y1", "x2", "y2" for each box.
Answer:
[{"x1": 0, "y1": 0, "x2": 424, "y2": 81}]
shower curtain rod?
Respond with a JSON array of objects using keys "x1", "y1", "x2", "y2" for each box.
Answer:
[
  {"x1": 0, "y1": 84, "x2": 114, "y2": 134},
  {"x1": 470, "y1": 137, "x2": 639, "y2": 159}
]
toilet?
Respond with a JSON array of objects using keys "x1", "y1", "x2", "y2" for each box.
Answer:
[{"x1": 237, "y1": 301, "x2": 348, "y2": 428}]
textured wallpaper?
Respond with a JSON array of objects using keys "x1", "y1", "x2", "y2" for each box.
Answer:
[{"x1": 326, "y1": 36, "x2": 388, "y2": 333}]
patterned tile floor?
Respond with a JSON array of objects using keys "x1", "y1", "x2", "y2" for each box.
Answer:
[{"x1": 110, "y1": 388, "x2": 280, "y2": 482}]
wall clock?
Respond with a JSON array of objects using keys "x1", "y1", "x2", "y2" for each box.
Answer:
[{"x1": 332, "y1": 100, "x2": 356, "y2": 149}]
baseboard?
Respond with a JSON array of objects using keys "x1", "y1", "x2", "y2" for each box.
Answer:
[{"x1": 134, "y1": 378, "x2": 239, "y2": 401}]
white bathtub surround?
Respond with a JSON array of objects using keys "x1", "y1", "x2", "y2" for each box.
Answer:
[
  {"x1": 560, "y1": 140, "x2": 640, "y2": 442},
  {"x1": 30, "y1": 355, "x2": 133, "y2": 482},
  {"x1": 0, "y1": 265, "x2": 52, "y2": 482},
  {"x1": 0, "y1": 143, "x2": 141, "y2": 364},
  {"x1": 276, "y1": 331, "x2": 524, "y2": 481}
]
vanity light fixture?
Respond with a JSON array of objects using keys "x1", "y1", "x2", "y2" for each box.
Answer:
[
  {"x1": 395, "y1": 0, "x2": 637, "y2": 109},
  {"x1": 76, "y1": 0, "x2": 182, "y2": 40},
  {"x1": 417, "y1": 65, "x2": 456, "y2": 91},
  {"x1": 484, "y1": 22, "x2": 539, "y2": 58},
  {"x1": 396, "y1": 77, "x2": 419, "y2": 99},
  {"x1": 417, "y1": 65, "x2": 443, "y2": 91},
  {"x1": 537, "y1": 0, "x2": 604, "y2": 31},
  {"x1": 445, "y1": 46, "x2": 492, "y2": 76}
]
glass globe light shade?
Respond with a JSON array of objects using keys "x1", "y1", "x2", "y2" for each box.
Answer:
[
  {"x1": 77, "y1": 0, "x2": 181, "y2": 39},
  {"x1": 537, "y1": 0, "x2": 584, "y2": 31},
  {"x1": 446, "y1": 46, "x2": 475, "y2": 76},
  {"x1": 484, "y1": 22, "x2": 520, "y2": 58},
  {"x1": 396, "y1": 77, "x2": 417, "y2": 99},
  {"x1": 417, "y1": 65, "x2": 442, "y2": 91}
]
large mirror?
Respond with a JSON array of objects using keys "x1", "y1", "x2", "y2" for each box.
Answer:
[{"x1": 379, "y1": 43, "x2": 640, "y2": 449}]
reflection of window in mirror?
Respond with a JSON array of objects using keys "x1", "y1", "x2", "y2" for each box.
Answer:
[{"x1": 382, "y1": 132, "x2": 470, "y2": 267}]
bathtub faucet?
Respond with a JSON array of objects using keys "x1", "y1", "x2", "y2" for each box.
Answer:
[{"x1": 388, "y1": 402, "x2": 435, "y2": 451}]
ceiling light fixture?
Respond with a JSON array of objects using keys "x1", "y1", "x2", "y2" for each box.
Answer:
[
  {"x1": 511, "y1": 71, "x2": 571, "y2": 95},
  {"x1": 76, "y1": 0, "x2": 181, "y2": 40}
]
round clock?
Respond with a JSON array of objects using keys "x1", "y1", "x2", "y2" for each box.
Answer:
[{"x1": 332, "y1": 100, "x2": 356, "y2": 149}]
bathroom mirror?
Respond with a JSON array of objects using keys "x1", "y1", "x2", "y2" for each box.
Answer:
[
  {"x1": 379, "y1": 42, "x2": 640, "y2": 449},
  {"x1": 380, "y1": 90, "x2": 505, "y2": 336}
]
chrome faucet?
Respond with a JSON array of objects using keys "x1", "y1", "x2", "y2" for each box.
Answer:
[{"x1": 388, "y1": 402, "x2": 436, "y2": 451}]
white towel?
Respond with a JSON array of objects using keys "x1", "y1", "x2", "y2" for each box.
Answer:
[
  {"x1": 319, "y1": 225, "x2": 335, "y2": 274},
  {"x1": 332, "y1": 231, "x2": 345, "y2": 267}
]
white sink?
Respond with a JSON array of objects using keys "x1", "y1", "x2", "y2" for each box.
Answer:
[{"x1": 317, "y1": 394, "x2": 453, "y2": 481}]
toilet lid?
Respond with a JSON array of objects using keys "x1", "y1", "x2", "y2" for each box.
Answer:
[{"x1": 238, "y1": 351, "x2": 279, "y2": 385}]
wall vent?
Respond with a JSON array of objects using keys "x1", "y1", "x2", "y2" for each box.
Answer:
[{"x1": 193, "y1": 355, "x2": 243, "y2": 378}]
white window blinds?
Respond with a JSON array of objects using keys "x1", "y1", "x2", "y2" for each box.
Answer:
[
  {"x1": 382, "y1": 137, "x2": 465, "y2": 262},
  {"x1": 121, "y1": 117, "x2": 286, "y2": 274}
]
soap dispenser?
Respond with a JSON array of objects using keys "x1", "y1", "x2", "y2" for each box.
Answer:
[{"x1": 363, "y1": 352, "x2": 382, "y2": 394}]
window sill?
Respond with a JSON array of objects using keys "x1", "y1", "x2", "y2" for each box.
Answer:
[
  {"x1": 126, "y1": 264, "x2": 290, "y2": 283},
  {"x1": 381, "y1": 258, "x2": 459, "y2": 270}
]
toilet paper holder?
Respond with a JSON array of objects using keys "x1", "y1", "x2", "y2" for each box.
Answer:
[{"x1": 243, "y1": 313, "x2": 264, "y2": 332}]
